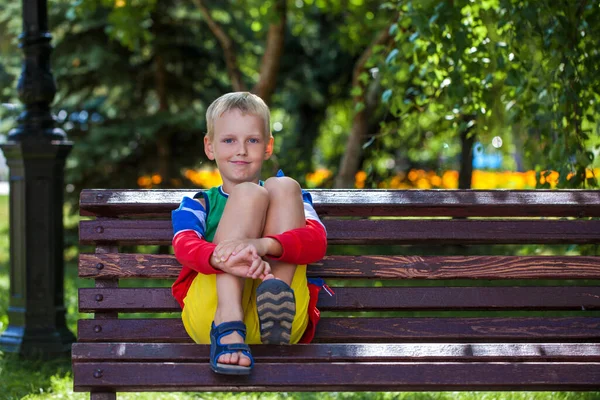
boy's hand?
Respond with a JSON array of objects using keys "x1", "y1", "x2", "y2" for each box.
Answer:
[
  {"x1": 214, "y1": 238, "x2": 272, "y2": 262},
  {"x1": 212, "y1": 246, "x2": 272, "y2": 280},
  {"x1": 247, "y1": 256, "x2": 272, "y2": 280}
]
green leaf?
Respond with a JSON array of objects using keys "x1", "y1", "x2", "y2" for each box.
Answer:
[
  {"x1": 362, "y1": 135, "x2": 376, "y2": 149},
  {"x1": 386, "y1": 49, "x2": 399, "y2": 65},
  {"x1": 382, "y1": 89, "x2": 393, "y2": 103},
  {"x1": 358, "y1": 72, "x2": 370, "y2": 84},
  {"x1": 350, "y1": 86, "x2": 363, "y2": 97}
]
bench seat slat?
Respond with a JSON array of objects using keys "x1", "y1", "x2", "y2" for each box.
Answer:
[
  {"x1": 77, "y1": 317, "x2": 600, "y2": 343},
  {"x1": 79, "y1": 287, "x2": 600, "y2": 312},
  {"x1": 79, "y1": 189, "x2": 600, "y2": 218},
  {"x1": 72, "y1": 361, "x2": 600, "y2": 391},
  {"x1": 79, "y1": 219, "x2": 600, "y2": 245},
  {"x1": 71, "y1": 342, "x2": 600, "y2": 362},
  {"x1": 79, "y1": 254, "x2": 600, "y2": 279}
]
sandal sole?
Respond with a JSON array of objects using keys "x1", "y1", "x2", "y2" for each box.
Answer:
[{"x1": 256, "y1": 279, "x2": 296, "y2": 344}]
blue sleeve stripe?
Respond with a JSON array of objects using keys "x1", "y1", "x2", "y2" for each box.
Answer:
[
  {"x1": 301, "y1": 189, "x2": 313, "y2": 206},
  {"x1": 172, "y1": 197, "x2": 207, "y2": 238},
  {"x1": 180, "y1": 207, "x2": 207, "y2": 230}
]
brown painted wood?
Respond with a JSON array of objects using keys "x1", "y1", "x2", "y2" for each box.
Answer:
[
  {"x1": 78, "y1": 286, "x2": 600, "y2": 313},
  {"x1": 94, "y1": 245, "x2": 119, "y2": 320},
  {"x1": 79, "y1": 219, "x2": 600, "y2": 245},
  {"x1": 77, "y1": 317, "x2": 600, "y2": 343},
  {"x1": 71, "y1": 342, "x2": 600, "y2": 362},
  {"x1": 79, "y1": 253, "x2": 600, "y2": 280},
  {"x1": 72, "y1": 361, "x2": 600, "y2": 391},
  {"x1": 80, "y1": 189, "x2": 600, "y2": 217}
]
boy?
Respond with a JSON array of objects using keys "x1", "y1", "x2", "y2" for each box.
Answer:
[{"x1": 171, "y1": 92, "x2": 328, "y2": 375}]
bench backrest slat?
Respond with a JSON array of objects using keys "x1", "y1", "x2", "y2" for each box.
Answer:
[
  {"x1": 79, "y1": 286, "x2": 600, "y2": 312},
  {"x1": 79, "y1": 219, "x2": 600, "y2": 245},
  {"x1": 80, "y1": 254, "x2": 600, "y2": 280},
  {"x1": 77, "y1": 317, "x2": 600, "y2": 343},
  {"x1": 80, "y1": 189, "x2": 600, "y2": 217}
]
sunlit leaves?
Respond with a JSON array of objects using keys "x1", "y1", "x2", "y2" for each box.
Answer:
[{"x1": 375, "y1": 0, "x2": 600, "y2": 188}]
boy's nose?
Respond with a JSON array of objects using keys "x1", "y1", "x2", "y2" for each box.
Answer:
[{"x1": 237, "y1": 143, "x2": 247, "y2": 155}]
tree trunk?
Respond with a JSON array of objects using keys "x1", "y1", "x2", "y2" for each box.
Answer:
[
  {"x1": 334, "y1": 109, "x2": 369, "y2": 188},
  {"x1": 193, "y1": 0, "x2": 246, "y2": 92},
  {"x1": 155, "y1": 54, "x2": 173, "y2": 188},
  {"x1": 194, "y1": 0, "x2": 286, "y2": 104},
  {"x1": 334, "y1": 27, "x2": 392, "y2": 188},
  {"x1": 252, "y1": 0, "x2": 286, "y2": 105}
]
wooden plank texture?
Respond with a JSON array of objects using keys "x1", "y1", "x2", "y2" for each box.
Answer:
[
  {"x1": 79, "y1": 254, "x2": 600, "y2": 280},
  {"x1": 77, "y1": 317, "x2": 600, "y2": 343},
  {"x1": 79, "y1": 219, "x2": 600, "y2": 245},
  {"x1": 71, "y1": 342, "x2": 600, "y2": 362},
  {"x1": 72, "y1": 361, "x2": 600, "y2": 391},
  {"x1": 80, "y1": 189, "x2": 600, "y2": 217},
  {"x1": 78, "y1": 286, "x2": 600, "y2": 313}
]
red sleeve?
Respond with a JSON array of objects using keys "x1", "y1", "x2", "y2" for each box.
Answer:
[
  {"x1": 266, "y1": 219, "x2": 327, "y2": 265},
  {"x1": 172, "y1": 231, "x2": 223, "y2": 275}
]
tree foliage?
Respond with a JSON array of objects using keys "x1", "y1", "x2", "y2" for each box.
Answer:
[
  {"x1": 374, "y1": 0, "x2": 600, "y2": 188},
  {"x1": 0, "y1": 0, "x2": 599, "y2": 194}
]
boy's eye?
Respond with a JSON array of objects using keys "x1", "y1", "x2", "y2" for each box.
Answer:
[
  {"x1": 223, "y1": 138, "x2": 234, "y2": 144},
  {"x1": 248, "y1": 138, "x2": 260, "y2": 144}
]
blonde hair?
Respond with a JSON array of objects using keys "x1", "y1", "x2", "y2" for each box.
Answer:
[{"x1": 205, "y1": 92, "x2": 271, "y2": 141}]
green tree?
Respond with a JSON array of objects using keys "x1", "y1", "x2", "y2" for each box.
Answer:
[{"x1": 361, "y1": 0, "x2": 600, "y2": 189}]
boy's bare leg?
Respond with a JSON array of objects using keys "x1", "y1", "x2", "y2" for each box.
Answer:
[
  {"x1": 263, "y1": 177, "x2": 306, "y2": 284},
  {"x1": 256, "y1": 177, "x2": 305, "y2": 344},
  {"x1": 212, "y1": 182, "x2": 268, "y2": 366}
]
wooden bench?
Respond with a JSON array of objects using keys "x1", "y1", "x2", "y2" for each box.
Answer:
[{"x1": 73, "y1": 189, "x2": 600, "y2": 399}]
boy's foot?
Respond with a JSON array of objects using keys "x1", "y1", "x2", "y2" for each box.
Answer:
[
  {"x1": 216, "y1": 328, "x2": 252, "y2": 366},
  {"x1": 210, "y1": 321, "x2": 254, "y2": 375},
  {"x1": 256, "y1": 278, "x2": 296, "y2": 344}
]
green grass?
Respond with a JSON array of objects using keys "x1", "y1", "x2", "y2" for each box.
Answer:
[{"x1": 1, "y1": 194, "x2": 599, "y2": 399}]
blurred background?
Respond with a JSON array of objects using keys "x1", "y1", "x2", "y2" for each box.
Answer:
[{"x1": 1, "y1": 0, "x2": 598, "y2": 201}]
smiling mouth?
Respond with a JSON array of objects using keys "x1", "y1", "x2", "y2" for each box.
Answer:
[{"x1": 230, "y1": 161, "x2": 250, "y2": 165}]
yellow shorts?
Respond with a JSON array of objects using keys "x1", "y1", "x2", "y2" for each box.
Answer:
[{"x1": 181, "y1": 265, "x2": 309, "y2": 344}]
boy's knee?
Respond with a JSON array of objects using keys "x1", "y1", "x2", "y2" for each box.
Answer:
[
  {"x1": 229, "y1": 182, "x2": 269, "y2": 205},
  {"x1": 264, "y1": 176, "x2": 301, "y2": 199}
]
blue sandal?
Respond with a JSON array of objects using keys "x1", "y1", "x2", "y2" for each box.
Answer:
[
  {"x1": 210, "y1": 321, "x2": 254, "y2": 375},
  {"x1": 256, "y1": 279, "x2": 296, "y2": 344}
]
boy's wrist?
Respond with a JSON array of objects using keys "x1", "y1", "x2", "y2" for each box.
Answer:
[
  {"x1": 210, "y1": 252, "x2": 222, "y2": 270},
  {"x1": 261, "y1": 237, "x2": 282, "y2": 257}
]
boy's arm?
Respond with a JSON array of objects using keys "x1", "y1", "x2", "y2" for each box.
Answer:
[
  {"x1": 265, "y1": 189, "x2": 327, "y2": 265},
  {"x1": 172, "y1": 196, "x2": 223, "y2": 275},
  {"x1": 265, "y1": 218, "x2": 327, "y2": 265}
]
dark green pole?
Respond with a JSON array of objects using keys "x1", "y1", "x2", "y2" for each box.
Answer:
[{"x1": 0, "y1": 0, "x2": 75, "y2": 357}]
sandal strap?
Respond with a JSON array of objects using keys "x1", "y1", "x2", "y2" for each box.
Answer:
[
  {"x1": 212, "y1": 321, "x2": 247, "y2": 338},
  {"x1": 220, "y1": 343, "x2": 251, "y2": 352}
]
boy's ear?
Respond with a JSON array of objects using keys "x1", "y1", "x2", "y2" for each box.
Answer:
[
  {"x1": 204, "y1": 136, "x2": 215, "y2": 160},
  {"x1": 264, "y1": 136, "x2": 274, "y2": 160}
]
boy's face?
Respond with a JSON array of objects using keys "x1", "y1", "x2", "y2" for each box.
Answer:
[{"x1": 204, "y1": 108, "x2": 273, "y2": 192}]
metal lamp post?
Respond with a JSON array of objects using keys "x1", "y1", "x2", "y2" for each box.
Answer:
[{"x1": 0, "y1": 0, "x2": 75, "y2": 357}]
